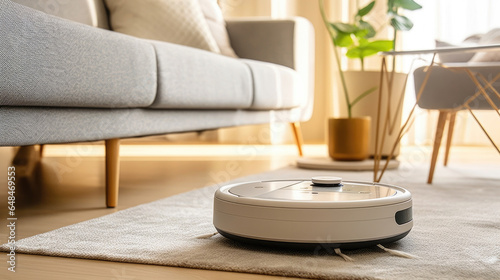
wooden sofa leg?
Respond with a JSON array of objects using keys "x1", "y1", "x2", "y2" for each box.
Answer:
[
  {"x1": 39, "y1": 144, "x2": 45, "y2": 158},
  {"x1": 12, "y1": 145, "x2": 40, "y2": 177},
  {"x1": 443, "y1": 112, "x2": 456, "y2": 167},
  {"x1": 428, "y1": 111, "x2": 448, "y2": 184},
  {"x1": 290, "y1": 122, "x2": 304, "y2": 157},
  {"x1": 105, "y1": 139, "x2": 120, "y2": 208}
]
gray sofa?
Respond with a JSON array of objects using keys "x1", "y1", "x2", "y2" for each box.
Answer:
[{"x1": 0, "y1": 0, "x2": 315, "y2": 207}]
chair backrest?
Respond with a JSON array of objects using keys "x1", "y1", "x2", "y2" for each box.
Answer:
[
  {"x1": 11, "y1": 0, "x2": 109, "y2": 29},
  {"x1": 413, "y1": 64, "x2": 500, "y2": 110}
]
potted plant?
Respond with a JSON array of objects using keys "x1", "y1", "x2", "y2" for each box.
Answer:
[{"x1": 319, "y1": 0, "x2": 422, "y2": 160}]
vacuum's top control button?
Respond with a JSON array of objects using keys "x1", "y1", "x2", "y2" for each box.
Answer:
[{"x1": 311, "y1": 176, "x2": 342, "y2": 185}]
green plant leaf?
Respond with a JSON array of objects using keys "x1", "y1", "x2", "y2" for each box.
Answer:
[
  {"x1": 334, "y1": 32, "x2": 354, "y2": 47},
  {"x1": 348, "y1": 47, "x2": 382, "y2": 59},
  {"x1": 387, "y1": 0, "x2": 395, "y2": 10},
  {"x1": 346, "y1": 40, "x2": 393, "y2": 59},
  {"x1": 394, "y1": 0, "x2": 422, "y2": 11},
  {"x1": 345, "y1": 47, "x2": 364, "y2": 59},
  {"x1": 358, "y1": 38, "x2": 370, "y2": 47},
  {"x1": 331, "y1": 22, "x2": 358, "y2": 34},
  {"x1": 390, "y1": 15, "x2": 414, "y2": 31},
  {"x1": 366, "y1": 40, "x2": 394, "y2": 51},
  {"x1": 357, "y1": 1, "x2": 375, "y2": 17},
  {"x1": 354, "y1": 28, "x2": 369, "y2": 40},
  {"x1": 358, "y1": 20, "x2": 376, "y2": 38}
]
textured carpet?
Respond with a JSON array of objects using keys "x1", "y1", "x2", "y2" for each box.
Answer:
[{"x1": 2, "y1": 163, "x2": 500, "y2": 280}]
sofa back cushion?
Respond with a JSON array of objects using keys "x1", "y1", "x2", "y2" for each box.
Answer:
[
  {"x1": 0, "y1": 0, "x2": 157, "y2": 109},
  {"x1": 105, "y1": 0, "x2": 221, "y2": 53},
  {"x1": 10, "y1": 0, "x2": 109, "y2": 29},
  {"x1": 198, "y1": 0, "x2": 237, "y2": 57}
]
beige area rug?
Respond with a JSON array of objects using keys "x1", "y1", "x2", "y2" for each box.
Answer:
[{"x1": 2, "y1": 163, "x2": 500, "y2": 280}]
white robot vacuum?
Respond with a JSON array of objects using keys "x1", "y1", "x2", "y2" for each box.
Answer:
[{"x1": 213, "y1": 177, "x2": 413, "y2": 249}]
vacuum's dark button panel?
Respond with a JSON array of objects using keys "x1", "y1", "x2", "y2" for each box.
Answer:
[{"x1": 395, "y1": 207, "x2": 412, "y2": 225}]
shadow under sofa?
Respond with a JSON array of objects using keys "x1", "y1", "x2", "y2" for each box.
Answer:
[{"x1": 0, "y1": 0, "x2": 315, "y2": 207}]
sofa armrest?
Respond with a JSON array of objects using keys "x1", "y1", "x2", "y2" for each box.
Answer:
[
  {"x1": 226, "y1": 17, "x2": 313, "y2": 70},
  {"x1": 226, "y1": 17, "x2": 315, "y2": 121}
]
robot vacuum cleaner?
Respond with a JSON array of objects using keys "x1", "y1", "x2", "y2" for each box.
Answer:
[{"x1": 213, "y1": 177, "x2": 413, "y2": 249}]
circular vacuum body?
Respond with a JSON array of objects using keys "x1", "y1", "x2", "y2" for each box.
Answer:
[{"x1": 213, "y1": 177, "x2": 413, "y2": 249}]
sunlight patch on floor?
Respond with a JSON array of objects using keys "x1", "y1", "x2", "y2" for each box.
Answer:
[{"x1": 42, "y1": 144, "x2": 328, "y2": 158}]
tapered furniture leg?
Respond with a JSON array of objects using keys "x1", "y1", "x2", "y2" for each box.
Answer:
[
  {"x1": 39, "y1": 144, "x2": 45, "y2": 158},
  {"x1": 290, "y1": 122, "x2": 304, "y2": 156},
  {"x1": 444, "y1": 112, "x2": 456, "y2": 166},
  {"x1": 12, "y1": 145, "x2": 39, "y2": 177},
  {"x1": 105, "y1": 138, "x2": 120, "y2": 208},
  {"x1": 428, "y1": 111, "x2": 448, "y2": 184}
]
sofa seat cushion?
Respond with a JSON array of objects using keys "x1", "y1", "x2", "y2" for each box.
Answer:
[
  {"x1": 0, "y1": 106, "x2": 304, "y2": 146},
  {"x1": 242, "y1": 59, "x2": 305, "y2": 110},
  {"x1": 147, "y1": 39, "x2": 253, "y2": 109},
  {"x1": 0, "y1": 0, "x2": 157, "y2": 108},
  {"x1": 147, "y1": 39, "x2": 304, "y2": 110}
]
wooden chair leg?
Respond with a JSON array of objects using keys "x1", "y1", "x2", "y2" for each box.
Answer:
[
  {"x1": 428, "y1": 111, "x2": 448, "y2": 184},
  {"x1": 105, "y1": 139, "x2": 120, "y2": 208},
  {"x1": 290, "y1": 122, "x2": 304, "y2": 156},
  {"x1": 443, "y1": 112, "x2": 456, "y2": 167}
]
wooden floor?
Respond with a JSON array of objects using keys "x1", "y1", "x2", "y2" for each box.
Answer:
[
  {"x1": 0, "y1": 143, "x2": 497, "y2": 280},
  {"x1": 0, "y1": 143, "x2": 319, "y2": 280}
]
